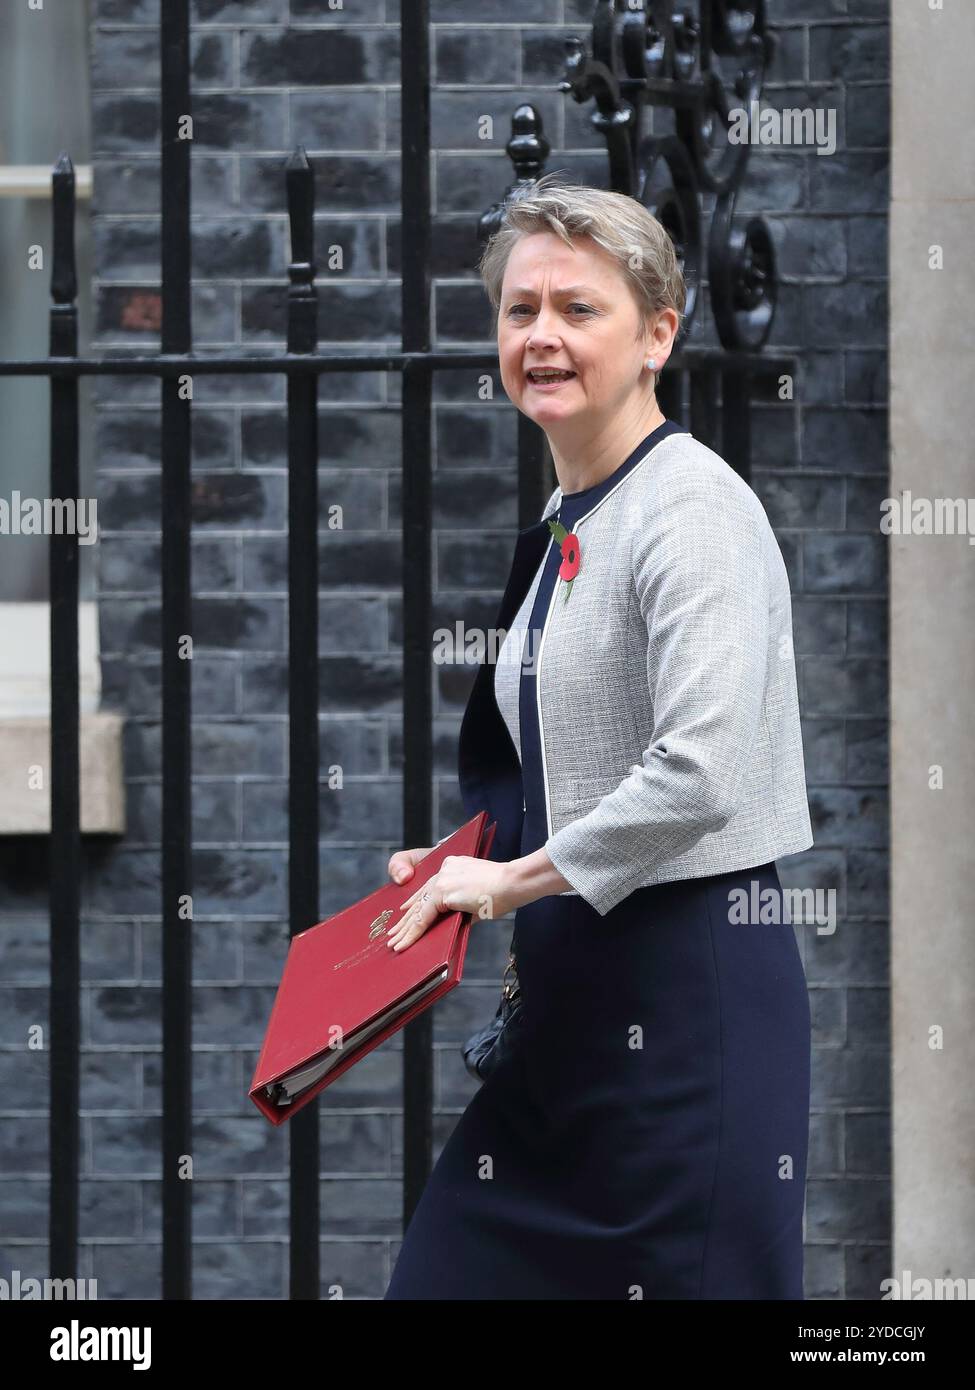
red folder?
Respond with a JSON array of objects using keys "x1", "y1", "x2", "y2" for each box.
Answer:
[{"x1": 248, "y1": 812, "x2": 497, "y2": 1124}]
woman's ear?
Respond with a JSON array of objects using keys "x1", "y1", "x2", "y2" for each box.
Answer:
[{"x1": 644, "y1": 307, "x2": 680, "y2": 375}]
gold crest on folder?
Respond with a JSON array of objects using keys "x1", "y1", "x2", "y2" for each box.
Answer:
[{"x1": 368, "y1": 909, "x2": 393, "y2": 939}]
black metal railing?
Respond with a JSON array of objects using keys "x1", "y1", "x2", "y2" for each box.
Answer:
[{"x1": 0, "y1": 0, "x2": 795, "y2": 1300}]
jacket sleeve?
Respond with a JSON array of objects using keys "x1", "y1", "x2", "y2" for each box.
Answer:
[{"x1": 541, "y1": 467, "x2": 773, "y2": 916}]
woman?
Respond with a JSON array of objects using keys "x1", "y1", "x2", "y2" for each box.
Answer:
[{"x1": 383, "y1": 175, "x2": 814, "y2": 1300}]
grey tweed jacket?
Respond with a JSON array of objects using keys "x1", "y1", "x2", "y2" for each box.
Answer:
[{"x1": 449, "y1": 428, "x2": 814, "y2": 917}]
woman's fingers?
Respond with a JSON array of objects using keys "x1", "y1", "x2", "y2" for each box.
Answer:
[
  {"x1": 386, "y1": 900, "x2": 432, "y2": 950},
  {"x1": 388, "y1": 855, "x2": 413, "y2": 884},
  {"x1": 386, "y1": 849, "x2": 449, "y2": 949},
  {"x1": 387, "y1": 876, "x2": 446, "y2": 949},
  {"x1": 388, "y1": 846, "x2": 432, "y2": 884}
]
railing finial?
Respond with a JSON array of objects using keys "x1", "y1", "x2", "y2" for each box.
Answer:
[
  {"x1": 477, "y1": 104, "x2": 551, "y2": 245},
  {"x1": 286, "y1": 146, "x2": 317, "y2": 355},
  {"x1": 50, "y1": 152, "x2": 77, "y2": 316}
]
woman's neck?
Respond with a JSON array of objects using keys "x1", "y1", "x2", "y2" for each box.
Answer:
[{"x1": 548, "y1": 402, "x2": 667, "y2": 497}]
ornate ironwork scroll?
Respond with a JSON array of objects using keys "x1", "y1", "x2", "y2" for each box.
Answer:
[{"x1": 481, "y1": 0, "x2": 778, "y2": 352}]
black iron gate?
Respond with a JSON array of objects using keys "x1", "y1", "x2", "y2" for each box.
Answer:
[{"x1": 0, "y1": 0, "x2": 795, "y2": 1299}]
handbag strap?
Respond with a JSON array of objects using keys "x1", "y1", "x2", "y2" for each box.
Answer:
[{"x1": 501, "y1": 950, "x2": 519, "y2": 1001}]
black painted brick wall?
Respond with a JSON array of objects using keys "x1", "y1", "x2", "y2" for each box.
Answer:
[{"x1": 0, "y1": 0, "x2": 889, "y2": 1300}]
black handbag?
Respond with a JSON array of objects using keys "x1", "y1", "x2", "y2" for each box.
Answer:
[{"x1": 462, "y1": 949, "x2": 524, "y2": 1082}]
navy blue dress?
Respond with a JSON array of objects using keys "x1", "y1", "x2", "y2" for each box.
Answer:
[{"x1": 385, "y1": 421, "x2": 811, "y2": 1300}]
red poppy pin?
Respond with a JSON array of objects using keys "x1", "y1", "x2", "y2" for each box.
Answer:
[{"x1": 547, "y1": 519, "x2": 581, "y2": 603}]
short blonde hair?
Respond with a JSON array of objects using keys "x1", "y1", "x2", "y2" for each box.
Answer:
[{"x1": 478, "y1": 173, "x2": 687, "y2": 369}]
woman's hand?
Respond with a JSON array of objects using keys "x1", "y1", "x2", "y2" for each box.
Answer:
[
  {"x1": 384, "y1": 854, "x2": 514, "y2": 952},
  {"x1": 387, "y1": 845, "x2": 436, "y2": 886}
]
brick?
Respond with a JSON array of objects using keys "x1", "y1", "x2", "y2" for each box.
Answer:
[
  {"x1": 810, "y1": 1048, "x2": 890, "y2": 1108},
  {"x1": 810, "y1": 24, "x2": 890, "y2": 83},
  {"x1": 847, "y1": 849, "x2": 889, "y2": 916},
  {"x1": 435, "y1": 28, "x2": 520, "y2": 86},
  {"x1": 196, "y1": 0, "x2": 286, "y2": 21},
  {"x1": 94, "y1": 0, "x2": 159, "y2": 19},
  {"x1": 190, "y1": 849, "x2": 288, "y2": 915},
  {"x1": 450, "y1": 0, "x2": 560, "y2": 18},
  {"x1": 0, "y1": 919, "x2": 48, "y2": 982},
  {"x1": 88, "y1": 1243, "x2": 162, "y2": 1301},
  {"x1": 91, "y1": 29, "x2": 233, "y2": 91},
  {"x1": 241, "y1": 29, "x2": 393, "y2": 89},
  {"x1": 759, "y1": 473, "x2": 843, "y2": 528},
  {"x1": 846, "y1": 987, "x2": 889, "y2": 1047},
  {"x1": 79, "y1": 1181, "x2": 141, "y2": 1239},
  {"x1": 810, "y1": 986, "x2": 845, "y2": 1047},
  {"x1": 292, "y1": 0, "x2": 384, "y2": 16},
  {"x1": 845, "y1": 84, "x2": 889, "y2": 147},
  {"x1": 82, "y1": 1051, "x2": 140, "y2": 1108},
  {"x1": 802, "y1": 406, "x2": 887, "y2": 470},
  {"x1": 767, "y1": 0, "x2": 843, "y2": 16},
  {"x1": 802, "y1": 717, "x2": 846, "y2": 781},
  {"x1": 803, "y1": 1242, "x2": 844, "y2": 1300},
  {"x1": 803, "y1": 657, "x2": 888, "y2": 716},
  {"x1": 807, "y1": 1175, "x2": 890, "y2": 1241},
  {"x1": 243, "y1": 778, "x2": 404, "y2": 843},
  {"x1": 769, "y1": 215, "x2": 847, "y2": 278},
  {"x1": 94, "y1": 283, "x2": 237, "y2": 344},
  {"x1": 791, "y1": 599, "x2": 846, "y2": 654},
  {"x1": 91, "y1": 94, "x2": 160, "y2": 152},
  {"x1": 320, "y1": 1239, "x2": 389, "y2": 1300},
  {"x1": 0, "y1": 987, "x2": 49, "y2": 1047},
  {"x1": 803, "y1": 533, "x2": 885, "y2": 592},
  {"x1": 0, "y1": 1179, "x2": 47, "y2": 1238},
  {"x1": 808, "y1": 1108, "x2": 843, "y2": 1175},
  {"x1": 844, "y1": 1242, "x2": 892, "y2": 1299},
  {"x1": 847, "y1": 598, "x2": 887, "y2": 653},
  {"x1": 0, "y1": 1115, "x2": 48, "y2": 1169},
  {"x1": 846, "y1": 1111, "x2": 891, "y2": 1173},
  {"x1": 808, "y1": 150, "x2": 888, "y2": 213},
  {"x1": 805, "y1": 920, "x2": 888, "y2": 987},
  {"x1": 140, "y1": 923, "x2": 240, "y2": 985},
  {"x1": 846, "y1": 719, "x2": 887, "y2": 783},
  {"x1": 845, "y1": 350, "x2": 888, "y2": 404}
]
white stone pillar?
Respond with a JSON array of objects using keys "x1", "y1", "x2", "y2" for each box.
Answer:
[{"x1": 890, "y1": 0, "x2": 975, "y2": 1294}]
